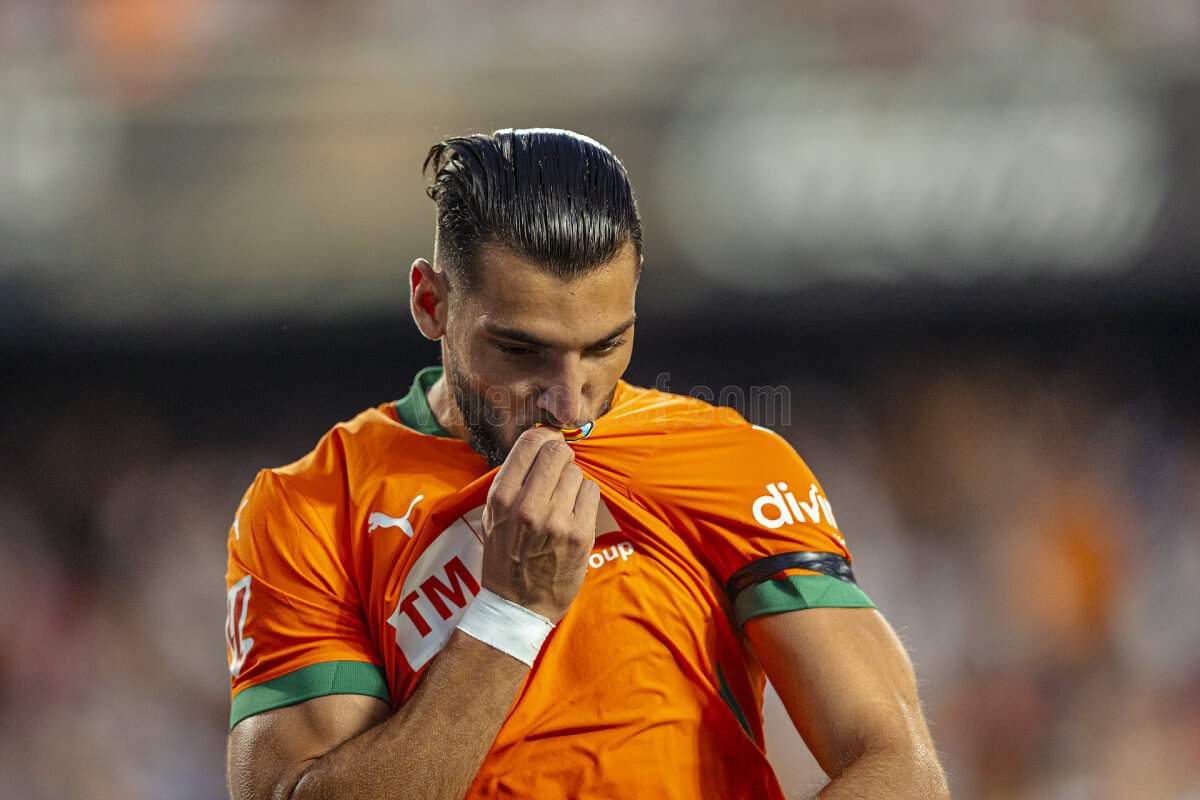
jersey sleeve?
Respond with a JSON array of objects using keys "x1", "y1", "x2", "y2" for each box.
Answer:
[
  {"x1": 630, "y1": 420, "x2": 874, "y2": 626},
  {"x1": 225, "y1": 465, "x2": 388, "y2": 731}
]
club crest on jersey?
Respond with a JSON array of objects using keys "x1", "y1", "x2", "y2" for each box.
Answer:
[{"x1": 535, "y1": 420, "x2": 595, "y2": 442}]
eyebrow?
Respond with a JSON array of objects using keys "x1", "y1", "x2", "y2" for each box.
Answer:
[{"x1": 484, "y1": 315, "x2": 636, "y2": 350}]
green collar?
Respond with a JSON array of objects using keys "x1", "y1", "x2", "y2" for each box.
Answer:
[{"x1": 394, "y1": 366, "x2": 453, "y2": 438}]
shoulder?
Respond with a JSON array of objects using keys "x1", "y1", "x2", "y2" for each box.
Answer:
[
  {"x1": 608, "y1": 380, "x2": 788, "y2": 456},
  {"x1": 234, "y1": 406, "x2": 427, "y2": 544},
  {"x1": 272, "y1": 405, "x2": 408, "y2": 480},
  {"x1": 270, "y1": 403, "x2": 474, "y2": 492},
  {"x1": 599, "y1": 381, "x2": 808, "y2": 510}
]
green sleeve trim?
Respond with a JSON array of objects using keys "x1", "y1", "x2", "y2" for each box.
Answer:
[
  {"x1": 734, "y1": 574, "x2": 875, "y2": 626},
  {"x1": 230, "y1": 660, "x2": 390, "y2": 730},
  {"x1": 716, "y1": 662, "x2": 754, "y2": 741}
]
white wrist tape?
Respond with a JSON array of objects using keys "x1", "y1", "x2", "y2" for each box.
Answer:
[{"x1": 456, "y1": 588, "x2": 555, "y2": 666}]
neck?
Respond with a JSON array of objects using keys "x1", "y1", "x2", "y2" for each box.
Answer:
[{"x1": 425, "y1": 373, "x2": 471, "y2": 442}]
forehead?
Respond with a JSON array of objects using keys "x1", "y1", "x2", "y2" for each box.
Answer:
[{"x1": 454, "y1": 244, "x2": 639, "y2": 346}]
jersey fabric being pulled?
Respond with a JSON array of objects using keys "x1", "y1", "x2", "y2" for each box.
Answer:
[{"x1": 225, "y1": 367, "x2": 874, "y2": 799}]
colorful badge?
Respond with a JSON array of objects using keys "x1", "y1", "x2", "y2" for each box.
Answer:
[{"x1": 535, "y1": 420, "x2": 595, "y2": 442}]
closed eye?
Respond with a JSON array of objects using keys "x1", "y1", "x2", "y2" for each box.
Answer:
[
  {"x1": 495, "y1": 341, "x2": 540, "y2": 358},
  {"x1": 588, "y1": 338, "x2": 626, "y2": 355},
  {"x1": 494, "y1": 337, "x2": 626, "y2": 358}
]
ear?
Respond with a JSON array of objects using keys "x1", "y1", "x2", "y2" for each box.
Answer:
[{"x1": 410, "y1": 258, "x2": 448, "y2": 340}]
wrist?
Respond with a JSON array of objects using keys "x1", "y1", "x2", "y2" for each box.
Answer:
[{"x1": 456, "y1": 588, "x2": 555, "y2": 666}]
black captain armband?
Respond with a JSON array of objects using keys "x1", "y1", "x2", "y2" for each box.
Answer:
[
  {"x1": 724, "y1": 552, "x2": 874, "y2": 626},
  {"x1": 725, "y1": 551, "x2": 858, "y2": 598}
]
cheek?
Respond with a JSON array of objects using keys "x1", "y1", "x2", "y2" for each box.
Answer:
[
  {"x1": 584, "y1": 347, "x2": 633, "y2": 412},
  {"x1": 596, "y1": 340, "x2": 634, "y2": 382},
  {"x1": 457, "y1": 337, "x2": 509, "y2": 384},
  {"x1": 461, "y1": 347, "x2": 538, "y2": 413}
]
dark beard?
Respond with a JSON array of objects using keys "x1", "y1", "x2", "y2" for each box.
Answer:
[
  {"x1": 445, "y1": 356, "x2": 512, "y2": 468},
  {"x1": 444, "y1": 357, "x2": 615, "y2": 469}
]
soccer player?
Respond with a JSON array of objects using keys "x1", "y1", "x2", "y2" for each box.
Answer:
[{"x1": 224, "y1": 128, "x2": 949, "y2": 799}]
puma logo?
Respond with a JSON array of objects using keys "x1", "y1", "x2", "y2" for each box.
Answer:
[{"x1": 368, "y1": 494, "x2": 424, "y2": 537}]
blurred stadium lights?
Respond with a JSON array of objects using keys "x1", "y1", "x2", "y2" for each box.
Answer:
[
  {"x1": 0, "y1": 3, "x2": 1196, "y2": 338},
  {"x1": 659, "y1": 26, "x2": 1167, "y2": 290},
  {"x1": 0, "y1": 64, "x2": 123, "y2": 237}
]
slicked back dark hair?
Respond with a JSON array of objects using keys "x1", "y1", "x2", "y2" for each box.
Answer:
[{"x1": 424, "y1": 128, "x2": 642, "y2": 292}]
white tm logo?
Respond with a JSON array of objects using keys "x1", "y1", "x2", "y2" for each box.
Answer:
[
  {"x1": 388, "y1": 500, "x2": 624, "y2": 671},
  {"x1": 368, "y1": 494, "x2": 424, "y2": 537},
  {"x1": 387, "y1": 508, "x2": 484, "y2": 671},
  {"x1": 752, "y1": 482, "x2": 839, "y2": 531}
]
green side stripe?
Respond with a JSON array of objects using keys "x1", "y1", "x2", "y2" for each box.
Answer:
[
  {"x1": 734, "y1": 574, "x2": 875, "y2": 626},
  {"x1": 716, "y1": 663, "x2": 754, "y2": 741},
  {"x1": 230, "y1": 661, "x2": 390, "y2": 730}
]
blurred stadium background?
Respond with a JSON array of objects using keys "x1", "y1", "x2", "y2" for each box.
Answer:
[{"x1": 2, "y1": 1, "x2": 1199, "y2": 798}]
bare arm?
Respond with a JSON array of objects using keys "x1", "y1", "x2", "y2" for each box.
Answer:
[
  {"x1": 227, "y1": 427, "x2": 599, "y2": 800},
  {"x1": 746, "y1": 607, "x2": 950, "y2": 800},
  {"x1": 227, "y1": 631, "x2": 530, "y2": 800}
]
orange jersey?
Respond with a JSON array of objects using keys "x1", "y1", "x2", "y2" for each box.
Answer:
[{"x1": 225, "y1": 367, "x2": 873, "y2": 798}]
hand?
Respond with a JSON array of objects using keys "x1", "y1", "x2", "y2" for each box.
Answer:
[{"x1": 479, "y1": 426, "x2": 600, "y2": 623}]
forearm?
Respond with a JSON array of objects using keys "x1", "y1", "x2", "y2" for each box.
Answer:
[{"x1": 290, "y1": 631, "x2": 528, "y2": 800}]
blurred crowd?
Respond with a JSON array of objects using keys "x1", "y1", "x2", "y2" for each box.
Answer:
[
  {"x1": 766, "y1": 355, "x2": 1200, "y2": 799},
  {"x1": 2, "y1": 1, "x2": 1198, "y2": 799},
  {"x1": 1, "y1": 350, "x2": 1197, "y2": 800}
]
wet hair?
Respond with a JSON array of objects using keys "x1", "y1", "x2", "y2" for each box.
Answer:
[{"x1": 424, "y1": 128, "x2": 642, "y2": 292}]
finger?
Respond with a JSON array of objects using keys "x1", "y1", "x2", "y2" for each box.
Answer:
[
  {"x1": 517, "y1": 439, "x2": 576, "y2": 515},
  {"x1": 549, "y1": 461, "x2": 585, "y2": 518},
  {"x1": 572, "y1": 478, "x2": 601, "y2": 526},
  {"x1": 489, "y1": 426, "x2": 564, "y2": 507}
]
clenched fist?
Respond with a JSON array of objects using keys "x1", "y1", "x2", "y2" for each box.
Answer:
[{"x1": 479, "y1": 426, "x2": 600, "y2": 624}]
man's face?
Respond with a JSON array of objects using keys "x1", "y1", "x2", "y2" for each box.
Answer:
[{"x1": 441, "y1": 243, "x2": 639, "y2": 467}]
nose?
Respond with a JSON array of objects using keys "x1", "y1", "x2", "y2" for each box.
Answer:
[{"x1": 535, "y1": 356, "x2": 585, "y2": 427}]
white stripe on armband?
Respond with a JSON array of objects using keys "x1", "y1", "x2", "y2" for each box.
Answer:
[{"x1": 455, "y1": 588, "x2": 555, "y2": 666}]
